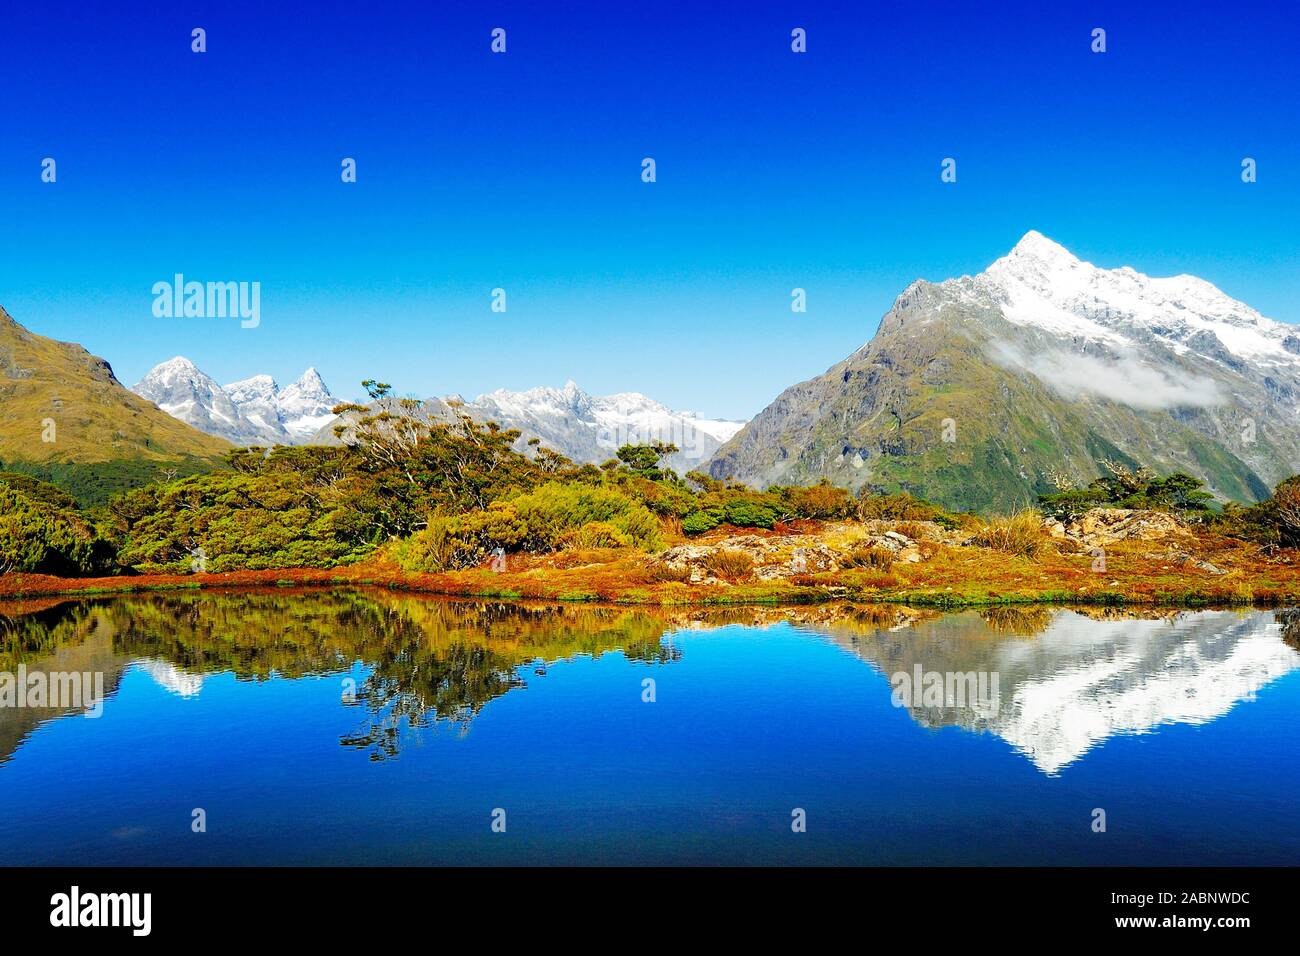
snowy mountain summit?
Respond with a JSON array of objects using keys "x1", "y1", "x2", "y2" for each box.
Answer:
[
  {"x1": 975, "y1": 230, "x2": 1300, "y2": 367},
  {"x1": 134, "y1": 360, "x2": 338, "y2": 446},
  {"x1": 225, "y1": 367, "x2": 337, "y2": 441},
  {"x1": 710, "y1": 230, "x2": 1300, "y2": 510}
]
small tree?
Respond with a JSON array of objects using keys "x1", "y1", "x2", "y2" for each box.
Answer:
[
  {"x1": 1273, "y1": 476, "x2": 1300, "y2": 547},
  {"x1": 614, "y1": 442, "x2": 679, "y2": 481}
]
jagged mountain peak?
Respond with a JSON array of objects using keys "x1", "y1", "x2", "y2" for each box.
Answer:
[
  {"x1": 280, "y1": 368, "x2": 332, "y2": 404},
  {"x1": 965, "y1": 232, "x2": 1297, "y2": 365},
  {"x1": 291, "y1": 367, "x2": 328, "y2": 390},
  {"x1": 135, "y1": 355, "x2": 214, "y2": 389},
  {"x1": 478, "y1": 380, "x2": 595, "y2": 416},
  {"x1": 152, "y1": 355, "x2": 203, "y2": 373},
  {"x1": 276, "y1": 368, "x2": 338, "y2": 439},
  {"x1": 134, "y1": 359, "x2": 337, "y2": 446}
]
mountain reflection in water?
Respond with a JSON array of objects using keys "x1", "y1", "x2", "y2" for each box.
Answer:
[
  {"x1": 2, "y1": 592, "x2": 1296, "y2": 774},
  {"x1": 3, "y1": 592, "x2": 1300, "y2": 865},
  {"x1": 824, "y1": 605, "x2": 1300, "y2": 773}
]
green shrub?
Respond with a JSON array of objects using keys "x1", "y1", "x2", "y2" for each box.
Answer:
[
  {"x1": 508, "y1": 482, "x2": 661, "y2": 551},
  {"x1": 778, "y1": 480, "x2": 855, "y2": 519},
  {"x1": 614, "y1": 474, "x2": 698, "y2": 518},
  {"x1": 856, "y1": 491, "x2": 956, "y2": 527},
  {"x1": 109, "y1": 471, "x2": 374, "y2": 574},
  {"x1": 0, "y1": 481, "x2": 116, "y2": 575},
  {"x1": 1037, "y1": 488, "x2": 1111, "y2": 521},
  {"x1": 1038, "y1": 466, "x2": 1213, "y2": 520},
  {"x1": 395, "y1": 482, "x2": 661, "y2": 572},
  {"x1": 722, "y1": 498, "x2": 778, "y2": 529},
  {"x1": 392, "y1": 506, "x2": 527, "y2": 573},
  {"x1": 682, "y1": 509, "x2": 722, "y2": 535},
  {"x1": 1211, "y1": 475, "x2": 1300, "y2": 547}
]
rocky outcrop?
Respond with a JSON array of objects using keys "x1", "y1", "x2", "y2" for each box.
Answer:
[
  {"x1": 1046, "y1": 508, "x2": 1193, "y2": 548},
  {"x1": 647, "y1": 520, "x2": 957, "y2": 585}
]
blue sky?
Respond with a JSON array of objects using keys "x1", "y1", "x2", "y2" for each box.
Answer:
[{"x1": 1, "y1": 0, "x2": 1296, "y2": 419}]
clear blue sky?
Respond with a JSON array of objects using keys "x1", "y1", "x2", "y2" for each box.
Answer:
[{"x1": 1, "y1": 0, "x2": 1296, "y2": 419}]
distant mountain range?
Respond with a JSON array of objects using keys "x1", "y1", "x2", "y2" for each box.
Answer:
[
  {"x1": 134, "y1": 358, "x2": 743, "y2": 471},
  {"x1": 317, "y1": 380, "x2": 743, "y2": 472},
  {"x1": 445, "y1": 381, "x2": 743, "y2": 471},
  {"x1": 709, "y1": 231, "x2": 1300, "y2": 511},
  {"x1": 132, "y1": 358, "x2": 337, "y2": 446}
]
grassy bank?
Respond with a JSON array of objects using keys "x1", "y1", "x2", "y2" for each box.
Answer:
[{"x1": 3, "y1": 531, "x2": 1298, "y2": 608}]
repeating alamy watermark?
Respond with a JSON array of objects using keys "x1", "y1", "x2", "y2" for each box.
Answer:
[
  {"x1": 0, "y1": 667, "x2": 105, "y2": 717},
  {"x1": 152, "y1": 275, "x2": 260, "y2": 328},
  {"x1": 890, "y1": 665, "x2": 1000, "y2": 717}
]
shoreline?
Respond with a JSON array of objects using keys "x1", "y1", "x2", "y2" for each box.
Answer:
[{"x1": 2, "y1": 554, "x2": 1298, "y2": 609}]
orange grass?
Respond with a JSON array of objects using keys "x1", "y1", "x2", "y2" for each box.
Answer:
[{"x1": 1, "y1": 531, "x2": 1298, "y2": 607}]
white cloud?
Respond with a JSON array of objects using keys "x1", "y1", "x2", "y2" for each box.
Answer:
[{"x1": 989, "y1": 343, "x2": 1225, "y2": 411}]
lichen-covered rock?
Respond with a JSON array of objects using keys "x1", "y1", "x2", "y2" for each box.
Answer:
[{"x1": 1062, "y1": 508, "x2": 1191, "y2": 547}]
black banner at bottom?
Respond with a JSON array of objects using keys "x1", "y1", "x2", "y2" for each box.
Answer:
[{"x1": 0, "y1": 866, "x2": 1288, "y2": 942}]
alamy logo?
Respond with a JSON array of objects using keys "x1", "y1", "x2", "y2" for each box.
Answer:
[
  {"x1": 152, "y1": 274, "x2": 260, "y2": 328},
  {"x1": 0, "y1": 667, "x2": 104, "y2": 718},
  {"x1": 50, "y1": 886, "x2": 151, "y2": 936}
]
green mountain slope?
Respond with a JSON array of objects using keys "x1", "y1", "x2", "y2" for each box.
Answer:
[{"x1": 0, "y1": 305, "x2": 230, "y2": 503}]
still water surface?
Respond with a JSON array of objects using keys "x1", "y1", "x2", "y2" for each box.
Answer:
[{"x1": 1, "y1": 591, "x2": 1297, "y2": 865}]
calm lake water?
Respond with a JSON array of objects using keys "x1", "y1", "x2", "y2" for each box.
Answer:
[{"x1": 1, "y1": 591, "x2": 1298, "y2": 865}]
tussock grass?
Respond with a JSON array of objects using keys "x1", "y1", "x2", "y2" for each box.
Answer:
[
  {"x1": 644, "y1": 562, "x2": 692, "y2": 584},
  {"x1": 841, "y1": 544, "x2": 895, "y2": 570},
  {"x1": 704, "y1": 550, "x2": 755, "y2": 581},
  {"x1": 971, "y1": 509, "x2": 1049, "y2": 559}
]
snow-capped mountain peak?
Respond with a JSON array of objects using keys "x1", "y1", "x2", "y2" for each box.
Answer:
[
  {"x1": 711, "y1": 230, "x2": 1300, "y2": 508},
  {"x1": 974, "y1": 231, "x2": 1299, "y2": 367},
  {"x1": 276, "y1": 367, "x2": 339, "y2": 439},
  {"x1": 133, "y1": 359, "x2": 337, "y2": 446},
  {"x1": 133, "y1": 357, "x2": 221, "y2": 408},
  {"x1": 133, "y1": 359, "x2": 265, "y2": 445},
  {"x1": 147, "y1": 355, "x2": 205, "y2": 380},
  {"x1": 479, "y1": 379, "x2": 593, "y2": 416},
  {"x1": 288, "y1": 367, "x2": 328, "y2": 394},
  {"x1": 995, "y1": 229, "x2": 1082, "y2": 272}
]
